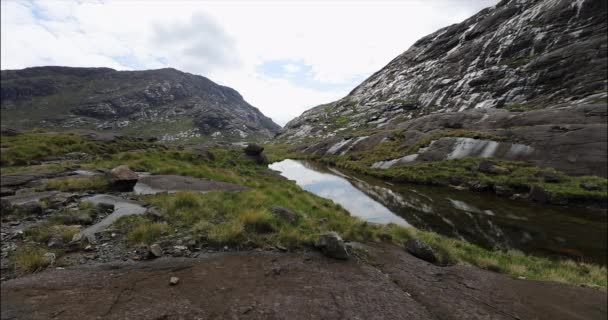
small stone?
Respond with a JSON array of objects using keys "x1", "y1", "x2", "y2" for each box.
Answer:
[
  {"x1": 149, "y1": 244, "x2": 163, "y2": 257},
  {"x1": 84, "y1": 245, "x2": 93, "y2": 251},
  {"x1": 169, "y1": 276, "x2": 180, "y2": 285},
  {"x1": 43, "y1": 252, "x2": 56, "y2": 265}
]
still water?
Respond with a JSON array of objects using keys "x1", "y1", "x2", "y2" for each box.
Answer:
[{"x1": 269, "y1": 159, "x2": 607, "y2": 264}]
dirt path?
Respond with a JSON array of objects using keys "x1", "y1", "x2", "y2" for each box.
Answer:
[{"x1": 2, "y1": 245, "x2": 606, "y2": 320}]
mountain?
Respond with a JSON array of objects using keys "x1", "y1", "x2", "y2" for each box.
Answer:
[
  {"x1": 1, "y1": 66, "x2": 280, "y2": 141},
  {"x1": 277, "y1": 0, "x2": 607, "y2": 177}
]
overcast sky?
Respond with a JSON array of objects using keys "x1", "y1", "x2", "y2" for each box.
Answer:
[{"x1": 1, "y1": 0, "x2": 497, "y2": 125}]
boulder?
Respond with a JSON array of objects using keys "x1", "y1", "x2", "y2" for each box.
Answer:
[
  {"x1": 242, "y1": 144, "x2": 268, "y2": 165},
  {"x1": 404, "y1": 238, "x2": 437, "y2": 263},
  {"x1": 109, "y1": 165, "x2": 138, "y2": 191},
  {"x1": 244, "y1": 144, "x2": 264, "y2": 156},
  {"x1": 270, "y1": 205, "x2": 301, "y2": 223},
  {"x1": 528, "y1": 185, "x2": 550, "y2": 203},
  {"x1": 315, "y1": 232, "x2": 349, "y2": 260},
  {"x1": 468, "y1": 180, "x2": 491, "y2": 192}
]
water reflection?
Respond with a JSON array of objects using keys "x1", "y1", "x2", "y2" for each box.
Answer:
[{"x1": 269, "y1": 159, "x2": 607, "y2": 264}]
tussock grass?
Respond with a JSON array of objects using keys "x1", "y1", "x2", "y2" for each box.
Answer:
[
  {"x1": 126, "y1": 222, "x2": 170, "y2": 244},
  {"x1": 11, "y1": 246, "x2": 53, "y2": 274},
  {"x1": 46, "y1": 175, "x2": 109, "y2": 192}
]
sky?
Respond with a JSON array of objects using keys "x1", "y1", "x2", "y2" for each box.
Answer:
[{"x1": 1, "y1": 0, "x2": 497, "y2": 126}]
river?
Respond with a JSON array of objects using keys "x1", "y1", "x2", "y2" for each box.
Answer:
[{"x1": 269, "y1": 159, "x2": 607, "y2": 264}]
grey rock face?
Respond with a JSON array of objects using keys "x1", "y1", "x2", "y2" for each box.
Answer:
[
  {"x1": 277, "y1": 0, "x2": 607, "y2": 178},
  {"x1": 1, "y1": 67, "x2": 280, "y2": 140},
  {"x1": 315, "y1": 232, "x2": 349, "y2": 260},
  {"x1": 404, "y1": 238, "x2": 437, "y2": 264}
]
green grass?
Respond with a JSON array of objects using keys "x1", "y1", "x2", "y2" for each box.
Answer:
[
  {"x1": 45, "y1": 175, "x2": 109, "y2": 192},
  {"x1": 11, "y1": 246, "x2": 53, "y2": 274},
  {"x1": 0, "y1": 131, "x2": 157, "y2": 166}
]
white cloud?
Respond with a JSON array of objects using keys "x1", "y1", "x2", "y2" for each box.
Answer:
[{"x1": 1, "y1": 0, "x2": 497, "y2": 125}]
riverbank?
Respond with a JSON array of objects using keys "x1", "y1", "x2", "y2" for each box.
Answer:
[
  {"x1": 265, "y1": 144, "x2": 608, "y2": 208},
  {"x1": 1, "y1": 130, "x2": 606, "y2": 290}
]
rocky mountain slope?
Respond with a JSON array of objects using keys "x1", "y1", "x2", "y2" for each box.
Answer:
[
  {"x1": 1, "y1": 67, "x2": 280, "y2": 141},
  {"x1": 277, "y1": 0, "x2": 607, "y2": 177}
]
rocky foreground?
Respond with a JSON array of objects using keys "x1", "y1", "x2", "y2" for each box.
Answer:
[{"x1": 2, "y1": 244, "x2": 606, "y2": 320}]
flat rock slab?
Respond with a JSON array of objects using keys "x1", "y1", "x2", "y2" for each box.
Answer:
[
  {"x1": 1, "y1": 191, "x2": 60, "y2": 206},
  {"x1": 1, "y1": 245, "x2": 605, "y2": 320},
  {"x1": 0, "y1": 170, "x2": 68, "y2": 188},
  {"x1": 133, "y1": 175, "x2": 247, "y2": 195}
]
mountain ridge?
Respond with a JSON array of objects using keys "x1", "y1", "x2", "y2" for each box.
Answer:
[{"x1": 1, "y1": 66, "x2": 280, "y2": 142}]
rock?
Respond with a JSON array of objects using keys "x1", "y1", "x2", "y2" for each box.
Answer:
[
  {"x1": 468, "y1": 181, "x2": 491, "y2": 192},
  {"x1": 478, "y1": 161, "x2": 510, "y2": 175},
  {"x1": 169, "y1": 276, "x2": 180, "y2": 285},
  {"x1": 43, "y1": 252, "x2": 56, "y2": 265},
  {"x1": 315, "y1": 232, "x2": 349, "y2": 260},
  {"x1": 17, "y1": 201, "x2": 43, "y2": 215},
  {"x1": 536, "y1": 170, "x2": 561, "y2": 183},
  {"x1": 493, "y1": 184, "x2": 513, "y2": 197},
  {"x1": 404, "y1": 238, "x2": 437, "y2": 263},
  {"x1": 0, "y1": 127, "x2": 20, "y2": 136},
  {"x1": 580, "y1": 182, "x2": 601, "y2": 191},
  {"x1": 95, "y1": 202, "x2": 115, "y2": 213},
  {"x1": 188, "y1": 144, "x2": 216, "y2": 161},
  {"x1": 149, "y1": 244, "x2": 163, "y2": 257},
  {"x1": 244, "y1": 144, "x2": 264, "y2": 156},
  {"x1": 270, "y1": 205, "x2": 301, "y2": 223},
  {"x1": 528, "y1": 185, "x2": 550, "y2": 204},
  {"x1": 1, "y1": 199, "x2": 13, "y2": 216},
  {"x1": 145, "y1": 207, "x2": 163, "y2": 220},
  {"x1": 109, "y1": 165, "x2": 138, "y2": 191},
  {"x1": 0, "y1": 187, "x2": 15, "y2": 197},
  {"x1": 64, "y1": 152, "x2": 90, "y2": 160}
]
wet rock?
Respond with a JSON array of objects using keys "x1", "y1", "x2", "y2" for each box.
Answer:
[
  {"x1": 478, "y1": 161, "x2": 510, "y2": 175},
  {"x1": 270, "y1": 205, "x2": 301, "y2": 223},
  {"x1": 315, "y1": 232, "x2": 349, "y2": 260},
  {"x1": 493, "y1": 185, "x2": 513, "y2": 197},
  {"x1": 580, "y1": 182, "x2": 601, "y2": 191},
  {"x1": 109, "y1": 165, "x2": 138, "y2": 191},
  {"x1": 468, "y1": 181, "x2": 491, "y2": 192},
  {"x1": 149, "y1": 244, "x2": 163, "y2": 258},
  {"x1": 404, "y1": 238, "x2": 437, "y2": 264},
  {"x1": 528, "y1": 185, "x2": 550, "y2": 204},
  {"x1": 169, "y1": 276, "x2": 180, "y2": 285}
]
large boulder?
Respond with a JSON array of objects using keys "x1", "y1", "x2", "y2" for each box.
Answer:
[
  {"x1": 241, "y1": 144, "x2": 268, "y2": 165},
  {"x1": 109, "y1": 165, "x2": 138, "y2": 191},
  {"x1": 528, "y1": 185, "x2": 550, "y2": 203},
  {"x1": 315, "y1": 232, "x2": 349, "y2": 260},
  {"x1": 404, "y1": 238, "x2": 437, "y2": 263}
]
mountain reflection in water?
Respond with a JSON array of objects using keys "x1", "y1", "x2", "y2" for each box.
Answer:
[{"x1": 269, "y1": 159, "x2": 607, "y2": 264}]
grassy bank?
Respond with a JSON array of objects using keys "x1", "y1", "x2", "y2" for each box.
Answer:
[{"x1": 2, "y1": 131, "x2": 606, "y2": 287}]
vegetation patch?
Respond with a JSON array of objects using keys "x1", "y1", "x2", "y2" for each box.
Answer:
[{"x1": 45, "y1": 175, "x2": 109, "y2": 192}]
